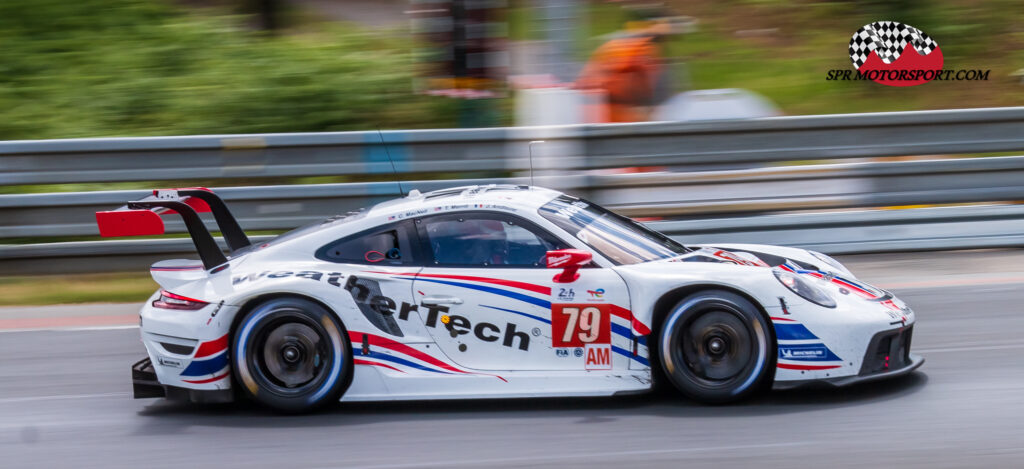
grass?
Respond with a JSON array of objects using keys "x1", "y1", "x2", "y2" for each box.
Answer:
[
  {"x1": 0, "y1": 0, "x2": 457, "y2": 141},
  {"x1": 0, "y1": 273, "x2": 157, "y2": 306}
]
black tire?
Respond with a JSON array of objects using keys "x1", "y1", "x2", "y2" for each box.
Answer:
[
  {"x1": 232, "y1": 297, "x2": 352, "y2": 413},
  {"x1": 658, "y1": 290, "x2": 771, "y2": 404}
]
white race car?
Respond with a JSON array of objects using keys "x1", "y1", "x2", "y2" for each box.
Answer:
[{"x1": 97, "y1": 185, "x2": 922, "y2": 412}]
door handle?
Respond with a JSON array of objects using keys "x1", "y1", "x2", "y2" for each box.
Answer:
[{"x1": 421, "y1": 295, "x2": 463, "y2": 306}]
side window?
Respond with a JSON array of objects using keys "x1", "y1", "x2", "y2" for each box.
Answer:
[
  {"x1": 318, "y1": 223, "x2": 417, "y2": 265},
  {"x1": 423, "y1": 214, "x2": 567, "y2": 267}
]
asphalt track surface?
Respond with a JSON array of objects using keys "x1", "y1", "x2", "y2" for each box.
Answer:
[{"x1": 2, "y1": 252, "x2": 1023, "y2": 468}]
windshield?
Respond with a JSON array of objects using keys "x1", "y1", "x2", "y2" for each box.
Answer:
[{"x1": 538, "y1": 195, "x2": 690, "y2": 265}]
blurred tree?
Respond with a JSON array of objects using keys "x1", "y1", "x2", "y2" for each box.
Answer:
[{"x1": 0, "y1": 0, "x2": 457, "y2": 140}]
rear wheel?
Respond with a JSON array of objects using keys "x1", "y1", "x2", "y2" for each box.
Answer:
[
  {"x1": 232, "y1": 297, "x2": 351, "y2": 413},
  {"x1": 659, "y1": 290, "x2": 771, "y2": 403}
]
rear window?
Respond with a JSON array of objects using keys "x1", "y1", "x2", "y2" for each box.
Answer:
[
  {"x1": 235, "y1": 210, "x2": 368, "y2": 256},
  {"x1": 316, "y1": 222, "x2": 419, "y2": 266}
]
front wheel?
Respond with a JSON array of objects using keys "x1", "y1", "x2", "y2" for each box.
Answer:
[
  {"x1": 232, "y1": 297, "x2": 351, "y2": 413},
  {"x1": 659, "y1": 290, "x2": 772, "y2": 404}
]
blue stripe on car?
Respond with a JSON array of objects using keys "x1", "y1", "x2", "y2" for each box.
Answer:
[
  {"x1": 480, "y1": 304, "x2": 550, "y2": 324},
  {"x1": 180, "y1": 352, "x2": 228, "y2": 377},
  {"x1": 402, "y1": 277, "x2": 551, "y2": 309},
  {"x1": 612, "y1": 345, "x2": 649, "y2": 366},
  {"x1": 353, "y1": 348, "x2": 452, "y2": 374},
  {"x1": 774, "y1": 323, "x2": 819, "y2": 341}
]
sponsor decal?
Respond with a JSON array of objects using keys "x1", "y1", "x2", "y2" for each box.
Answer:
[
  {"x1": 547, "y1": 254, "x2": 572, "y2": 267},
  {"x1": 206, "y1": 300, "x2": 225, "y2": 325},
  {"x1": 231, "y1": 270, "x2": 344, "y2": 287},
  {"x1": 551, "y1": 304, "x2": 611, "y2": 348},
  {"x1": 712, "y1": 249, "x2": 768, "y2": 267},
  {"x1": 552, "y1": 200, "x2": 590, "y2": 219},
  {"x1": 557, "y1": 287, "x2": 575, "y2": 301},
  {"x1": 827, "y1": 21, "x2": 989, "y2": 86},
  {"x1": 584, "y1": 344, "x2": 612, "y2": 370},
  {"x1": 345, "y1": 276, "x2": 406, "y2": 337},
  {"x1": 778, "y1": 343, "x2": 842, "y2": 362},
  {"x1": 157, "y1": 356, "x2": 183, "y2": 368},
  {"x1": 586, "y1": 288, "x2": 605, "y2": 299},
  {"x1": 342, "y1": 276, "x2": 532, "y2": 351}
]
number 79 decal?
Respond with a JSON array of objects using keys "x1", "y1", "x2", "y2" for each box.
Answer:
[{"x1": 551, "y1": 304, "x2": 611, "y2": 347}]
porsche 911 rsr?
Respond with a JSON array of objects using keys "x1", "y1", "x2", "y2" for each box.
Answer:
[{"x1": 97, "y1": 185, "x2": 922, "y2": 412}]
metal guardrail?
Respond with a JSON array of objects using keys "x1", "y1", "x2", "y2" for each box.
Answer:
[
  {"x1": 4, "y1": 156, "x2": 1024, "y2": 239},
  {"x1": 2, "y1": 107, "x2": 1024, "y2": 274},
  {"x1": 3, "y1": 106, "x2": 1024, "y2": 185}
]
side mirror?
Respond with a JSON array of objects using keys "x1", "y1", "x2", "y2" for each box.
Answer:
[{"x1": 546, "y1": 249, "x2": 592, "y2": 283}]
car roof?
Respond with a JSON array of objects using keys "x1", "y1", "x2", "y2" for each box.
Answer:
[
  {"x1": 367, "y1": 185, "x2": 565, "y2": 219},
  {"x1": 248, "y1": 185, "x2": 569, "y2": 254}
]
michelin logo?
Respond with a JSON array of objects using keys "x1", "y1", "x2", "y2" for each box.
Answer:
[
  {"x1": 778, "y1": 344, "x2": 841, "y2": 362},
  {"x1": 781, "y1": 348, "x2": 825, "y2": 359}
]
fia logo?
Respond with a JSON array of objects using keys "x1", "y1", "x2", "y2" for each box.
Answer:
[
  {"x1": 556, "y1": 349, "x2": 569, "y2": 357},
  {"x1": 557, "y1": 288, "x2": 575, "y2": 301}
]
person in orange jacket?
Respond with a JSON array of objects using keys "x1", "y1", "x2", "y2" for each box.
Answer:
[{"x1": 575, "y1": 18, "x2": 674, "y2": 123}]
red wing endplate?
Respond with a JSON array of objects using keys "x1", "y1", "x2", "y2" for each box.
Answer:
[
  {"x1": 95, "y1": 187, "x2": 213, "y2": 237},
  {"x1": 94, "y1": 188, "x2": 249, "y2": 270},
  {"x1": 96, "y1": 209, "x2": 165, "y2": 237}
]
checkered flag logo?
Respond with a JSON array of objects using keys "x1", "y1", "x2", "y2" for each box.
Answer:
[{"x1": 849, "y1": 21, "x2": 939, "y2": 70}]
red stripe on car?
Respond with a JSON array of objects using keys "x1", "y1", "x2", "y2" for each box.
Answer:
[
  {"x1": 181, "y1": 370, "x2": 230, "y2": 384},
  {"x1": 194, "y1": 334, "x2": 228, "y2": 358},
  {"x1": 777, "y1": 363, "x2": 842, "y2": 371}
]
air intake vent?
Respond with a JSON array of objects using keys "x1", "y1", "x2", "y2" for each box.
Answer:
[
  {"x1": 859, "y1": 326, "x2": 913, "y2": 376},
  {"x1": 159, "y1": 342, "x2": 196, "y2": 355}
]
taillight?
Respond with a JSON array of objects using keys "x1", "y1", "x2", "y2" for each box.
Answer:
[{"x1": 152, "y1": 290, "x2": 208, "y2": 310}]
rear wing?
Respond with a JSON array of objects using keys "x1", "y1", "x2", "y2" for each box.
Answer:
[{"x1": 95, "y1": 188, "x2": 250, "y2": 270}]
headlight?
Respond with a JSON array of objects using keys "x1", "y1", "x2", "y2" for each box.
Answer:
[
  {"x1": 809, "y1": 250, "x2": 846, "y2": 273},
  {"x1": 773, "y1": 268, "x2": 836, "y2": 308}
]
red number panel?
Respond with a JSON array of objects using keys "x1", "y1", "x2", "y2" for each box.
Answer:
[{"x1": 551, "y1": 304, "x2": 611, "y2": 348}]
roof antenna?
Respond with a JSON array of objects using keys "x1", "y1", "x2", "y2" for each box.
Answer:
[
  {"x1": 377, "y1": 128, "x2": 404, "y2": 196},
  {"x1": 528, "y1": 140, "x2": 544, "y2": 189}
]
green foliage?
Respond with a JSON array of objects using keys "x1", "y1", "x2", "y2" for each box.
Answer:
[{"x1": 0, "y1": 0, "x2": 455, "y2": 140}]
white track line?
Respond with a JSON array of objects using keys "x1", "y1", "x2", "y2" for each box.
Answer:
[
  {"x1": 0, "y1": 392, "x2": 130, "y2": 404},
  {"x1": 346, "y1": 442, "x2": 805, "y2": 469},
  {"x1": 0, "y1": 324, "x2": 138, "y2": 334}
]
